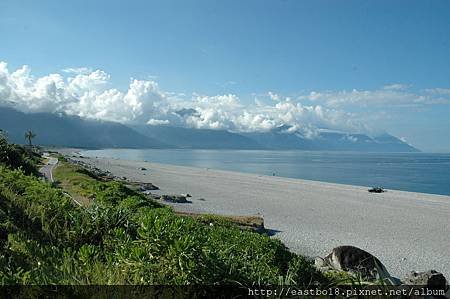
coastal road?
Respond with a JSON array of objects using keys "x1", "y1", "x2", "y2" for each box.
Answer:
[{"x1": 39, "y1": 156, "x2": 58, "y2": 182}]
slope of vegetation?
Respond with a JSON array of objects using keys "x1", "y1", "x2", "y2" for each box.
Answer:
[
  {"x1": 0, "y1": 136, "x2": 327, "y2": 286},
  {"x1": 0, "y1": 133, "x2": 39, "y2": 176}
]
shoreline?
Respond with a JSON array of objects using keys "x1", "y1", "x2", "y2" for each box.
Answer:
[
  {"x1": 73, "y1": 147, "x2": 450, "y2": 197},
  {"x1": 63, "y1": 152, "x2": 450, "y2": 280}
]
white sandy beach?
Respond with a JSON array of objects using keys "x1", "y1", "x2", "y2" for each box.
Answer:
[{"x1": 71, "y1": 155, "x2": 450, "y2": 280}]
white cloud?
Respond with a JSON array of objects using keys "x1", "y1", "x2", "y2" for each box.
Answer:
[
  {"x1": 345, "y1": 135, "x2": 358, "y2": 143},
  {"x1": 2, "y1": 61, "x2": 449, "y2": 137},
  {"x1": 62, "y1": 67, "x2": 93, "y2": 75},
  {"x1": 0, "y1": 61, "x2": 170, "y2": 124},
  {"x1": 180, "y1": 93, "x2": 364, "y2": 134},
  {"x1": 382, "y1": 83, "x2": 410, "y2": 91},
  {"x1": 301, "y1": 85, "x2": 450, "y2": 107},
  {"x1": 424, "y1": 88, "x2": 450, "y2": 95},
  {"x1": 268, "y1": 91, "x2": 280, "y2": 101},
  {"x1": 147, "y1": 118, "x2": 170, "y2": 125}
]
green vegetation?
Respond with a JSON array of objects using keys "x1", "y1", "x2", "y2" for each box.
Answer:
[
  {"x1": 176, "y1": 212, "x2": 265, "y2": 233},
  {"x1": 323, "y1": 270, "x2": 358, "y2": 285},
  {"x1": 0, "y1": 137, "x2": 328, "y2": 285},
  {"x1": 52, "y1": 160, "x2": 102, "y2": 204},
  {"x1": 0, "y1": 132, "x2": 39, "y2": 175}
]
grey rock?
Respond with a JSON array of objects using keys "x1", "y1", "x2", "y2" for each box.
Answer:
[
  {"x1": 368, "y1": 187, "x2": 386, "y2": 193},
  {"x1": 138, "y1": 183, "x2": 159, "y2": 191},
  {"x1": 161, "y1": 195, "x2": 188, "y2": 203},
  {"x1": 403, "y1": 270, "x2": 447, "y2": 289},
  {"x1": 317, "y1": 246, "x2": 394, "y2": 283}
]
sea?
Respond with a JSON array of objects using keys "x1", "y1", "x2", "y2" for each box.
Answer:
[{"x1": 80, "y1": 149, "x2": 450, "y2": 196}]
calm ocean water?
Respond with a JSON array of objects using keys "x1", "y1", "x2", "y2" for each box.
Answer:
[{"x1": 81, "y1": 149, "x2": 450, "y2": 196}]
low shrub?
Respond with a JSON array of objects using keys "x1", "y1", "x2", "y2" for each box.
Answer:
[{"x1": 0, "y1": 136, "x2": 39, "y2": 175}]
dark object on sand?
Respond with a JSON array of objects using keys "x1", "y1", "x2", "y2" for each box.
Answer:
[
  {"x1": 138, "y1": 183, "x2": 159, "y2": 191},
  {"x1": 151, "y1": 194, "x2": 161, "y2": 200},
  {"x1": 141, "y1": 190, "x2": 160, "y2": 199},
  {"x1": 368, "y1": 187, "x2": 385, "y2": 193},
  {"x1": 139, "y1": 167, "x2": 147, "y2": 171},
  {"x1": 161, "y1": 195, "x2": 188, "y2": 203}
]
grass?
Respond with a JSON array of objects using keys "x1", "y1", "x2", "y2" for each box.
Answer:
[
  {"x1": 53, "y1": 160, "x2": 98, "y2": 201},
  {"x1": 176, "y1": 212, "x2": 265, "y2": 233},
  {"x1": 0, "y1": 140, "x2": 329, "y2": 286}
]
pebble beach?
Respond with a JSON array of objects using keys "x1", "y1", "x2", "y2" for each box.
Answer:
[{"x1": 70, "y1": 154, "x2": 450, "y2": 280}]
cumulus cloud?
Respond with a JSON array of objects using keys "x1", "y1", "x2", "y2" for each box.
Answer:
[
  {"x1": 178, "y1": 93, "x2": 364, "y2": 135},
  {"x1": 2, "y1": 61, "x2": 449, "y2": 137},
  {"x1": 0, "y1": 61, "x2": 170, "y2": 124}
]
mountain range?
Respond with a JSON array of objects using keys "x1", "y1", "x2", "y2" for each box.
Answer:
[{"x1": 0, "y1": 106, "x2": 419, "y2": 152}]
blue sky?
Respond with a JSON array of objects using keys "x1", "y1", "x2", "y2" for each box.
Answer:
[{"x1": 1, "y1": 0, "x2": 450, "y2": 151}]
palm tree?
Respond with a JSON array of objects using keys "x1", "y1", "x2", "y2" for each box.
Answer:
[
  {"x1": 25, "y1": 130, "x2": 36, "y2": 147},
  {"x1": 0, "y1": 129, "x2": 6, "y2": 144}
]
